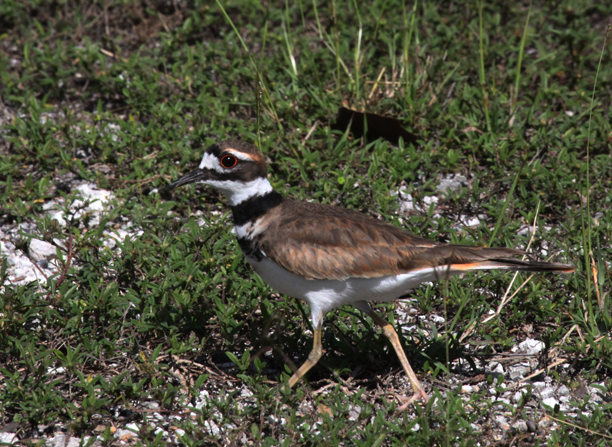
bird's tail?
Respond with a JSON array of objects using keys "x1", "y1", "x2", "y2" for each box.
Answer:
[
  {"x1": 432, "y1": 246, "x2": 575, "y2": 274},
  {"x1": 457, "y1": 258, "x2": 575, "y2": 274}
]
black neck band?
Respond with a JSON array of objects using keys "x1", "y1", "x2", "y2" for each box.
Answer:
[{"x1": 231, "y1": 191, "x2": 283, "y2": 226}]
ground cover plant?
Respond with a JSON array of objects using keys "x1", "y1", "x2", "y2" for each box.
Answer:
[{"x1": 1, "y1": 0, "x2": 611, "y2": 445}]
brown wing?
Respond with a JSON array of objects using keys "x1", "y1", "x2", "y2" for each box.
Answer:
[{"x1": 257, "y1": 199, "x2": 571, "y2": 280}]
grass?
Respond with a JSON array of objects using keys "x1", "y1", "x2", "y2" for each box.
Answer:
[{"x1": 1, "y1": 0, "x2": 611, "y2": 445}]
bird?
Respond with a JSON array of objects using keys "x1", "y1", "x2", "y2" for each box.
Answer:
[{"x1": 165, "y1": 139, "x2": 575, "y2": 404}]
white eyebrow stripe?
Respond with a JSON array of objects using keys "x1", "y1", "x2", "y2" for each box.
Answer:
[
  {"x1": 225, "y1": 149, "x2": 255, "y2": 161},
  {"x1": 198, "y1": 152, "x2": 224, "y2": 173}
]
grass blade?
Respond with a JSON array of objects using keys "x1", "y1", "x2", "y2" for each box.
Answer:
[
  {"x1": 488, "y1": 160, "x2": 525, "y2": 246},
  {"x1": 477, "y1": 0, "x2": 491, "y2": 133},
  {"x1": 511, "y1": 2, "x2": 531, "y2": 117},
  {"x1": 215, "y1": 0, "x2": 282, "y2": 143}
]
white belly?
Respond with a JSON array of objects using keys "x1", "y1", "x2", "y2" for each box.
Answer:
[{"x1": 246, "y1": 256, "x2": 456, "y2": 323}]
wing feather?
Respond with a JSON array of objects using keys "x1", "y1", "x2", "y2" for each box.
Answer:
[
  {"x1": 254, "y1": 199, "x2": 575, "y2": 280},
  {"x1": 256, "y1": 200, "x2": 531, "y2": 280}
]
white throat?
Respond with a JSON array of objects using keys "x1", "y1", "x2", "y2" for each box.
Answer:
[{"x1": 204, "y1": 177, "x2": 273, "y2": 206}]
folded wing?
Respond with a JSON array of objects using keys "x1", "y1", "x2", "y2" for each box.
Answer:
[{"x1": 258, "y1": 200, "x2": 574, "y2": 280}]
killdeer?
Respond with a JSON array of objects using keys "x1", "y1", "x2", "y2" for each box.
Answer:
[{"x1": 166, "y1": 139, "x2": 574, "y2": 404}]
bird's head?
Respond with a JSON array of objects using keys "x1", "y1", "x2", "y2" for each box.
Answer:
[{"x1": 166, "y1": 139, "x2": 272, "y2": 206}]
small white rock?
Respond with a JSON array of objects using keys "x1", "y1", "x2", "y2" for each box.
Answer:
[
  {"x1": 508, "y1": 363, "x2": 530, "y2": 379},
  {"x1": 516, "y1": 338, "x2": 545, "y2": 355},
  {"x1": 588, "y1": 388, "x2": 604, "y2": 403},
  {"x1": 0, "y1": 240, "x2": 16, "y2": 254},
  {"x1": 423, "y1": 195, "x2": 439, "y2": 206},
  {"x1": 437, "y1": 174, "x2": 468, "y2": 193},
  {"x1": 47, "y1": 366, "x2": 66, "y2": 375},
  {"x1": 49, "y1": 210, "x2": 68, "y2": 226},
  {"x1": 114, "y1": 429, "x2": 136, "y2": 440},
  {"x1": 495, "y1": 415, "x2": 510, "y2": 431},
  {"x1": 392, "y1": 188, "x2": 415, "y2": 212},
  {"x1": 29, "y1": 239, "x2": 56, "y2": 261},
  {"x1": 461, "y1": 385, "x2": 478, "y2": 393},
  {"x1": 557, "y1": 385, "x2": 570, "y2": 396},
  {"x1": 539, "y1": 387, "x2": 555, "y2": 400},
  {"x1": 348, "y1": 405, "x2": 361, "y2": 421},
  {"x1": 542, "y1": 397, "x2": 560, "y2": 409},
  {"x1": 195, "y1": 390, "x2": 211, "y2": 409},
  {"x1": 240, "y1": 387, "x2": 254, "y2": 398},
  {"x1": 512, "y1": 421, "x2": 528, "y2": 432},
  {"x1": 45, "y1": 433, "x2": 85, "y2": 447},
  {"x1": 125, "y1": 422, "x2": 140, "y2": 432},
  {"x1": 430, "y1": 314, "x2": 445, "y2": 324},
  {"x1": 514, "y1": 390, "x2": 529, "y2": 403},
  {"x1": 154, "y1": 427, "x2": 167, "y2": 437},
  {"x1": 464, "y1": 216, "x2": 480, "y2": 227},
  {"x1": 75, "y1": 183, "x2": 112, "y2": 210},
  {"x1": 0, "y1": 433, "x2": 17, "y2": 444},
  {"x1": 489, "y1": 362, "x2": 505, "y2": 374}
]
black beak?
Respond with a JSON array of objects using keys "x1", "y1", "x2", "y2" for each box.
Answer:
[{"x1": 164, "y1": 168, "x2": 207, "y2": 192}]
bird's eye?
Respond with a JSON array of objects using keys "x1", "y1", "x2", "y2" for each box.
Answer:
[{"x1": 220, "y1": 155, "x2": 238, "y2": 169}]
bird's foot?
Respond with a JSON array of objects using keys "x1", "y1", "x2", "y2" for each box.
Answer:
[{"x1": 397, "y1": 388, "x2": 430, "y2": 411}]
